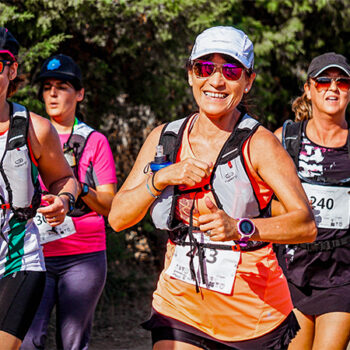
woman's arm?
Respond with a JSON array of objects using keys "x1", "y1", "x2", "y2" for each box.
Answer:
[
  {"x1": 80, "y1": 183, "x2": 117, "y2": 217},
  {"x1": 108, "y1": 124, "x2": 211, "y2": 232},
  {"x1": 198, "y1": 127, "x2": 316, "y2": 244},
  {"x1": 29, "y1": 112, "x2": 79, "y2": 225},
  {"x1": 249, "y1": 127, "x2": 316, "y2": 243}
]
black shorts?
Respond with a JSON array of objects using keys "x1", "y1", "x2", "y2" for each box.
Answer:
[
  {"x1": 288, "y1": 281, "x2": 350, "y2": 316},
  {"x1": 143, "y1": 309, "x2": 300, "y2": 350},
  {"x1": 0, "y1": 271, "x2": 46, "y2": 340}
]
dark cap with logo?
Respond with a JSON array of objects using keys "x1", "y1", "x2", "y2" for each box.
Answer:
[
  {"x1": 36, "y1": 54, "x2": 83, "y2": 90},
  {"x1": 307, "y1": 52, "x2": 350, "y2": 78},
  {"x1": 0, "y1": 27, "x2": 19, "y2": 61}
]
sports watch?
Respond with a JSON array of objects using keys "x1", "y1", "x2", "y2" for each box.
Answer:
[
  {"x1": 237, "y1": 218, "x2": 255, "y2": 246},
  {"x1": 80, "y1": 183, "x2": 89, "y2": 197},
  {"x1": 58, "y1": 192, "x2": 76, "y2": 215}
]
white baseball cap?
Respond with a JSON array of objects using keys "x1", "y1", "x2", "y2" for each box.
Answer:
[{"x1": 190, "y1": 26, "x2": 254, "y2": 70}]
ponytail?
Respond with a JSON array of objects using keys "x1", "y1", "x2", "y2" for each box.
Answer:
[{"x1": 292, "y1": 90, "x2": 312, "y2": 122}]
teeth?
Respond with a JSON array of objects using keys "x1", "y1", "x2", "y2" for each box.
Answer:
[{"x1": 205, "y1": 92, "x2": 226, "y2": 98}]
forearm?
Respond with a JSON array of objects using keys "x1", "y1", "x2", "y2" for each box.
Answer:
[
  {"x1": 81, "y1": 187, "x2": 116, "y2": 217},
  {"x1": 48, "y1": 176, "x2": 79, "y2": 200},
  {"x1": 108, "y1": 176, "x2": 157, "y2": 231},
  {"x1": 252, "y1": 209, "x2": 316, "y2": 244}
]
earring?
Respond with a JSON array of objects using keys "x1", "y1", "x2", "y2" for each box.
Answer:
[{"x1": 245, "y1": 88, "x2": 248, "y2": 93}]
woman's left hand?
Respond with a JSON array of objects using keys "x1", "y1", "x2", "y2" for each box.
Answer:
[
  {"x1": 37, "y1": 194, "x2": 67, "y2": 226},
  {"x1": 198, "y1": 197, "x2": 239, "y2": 241}
]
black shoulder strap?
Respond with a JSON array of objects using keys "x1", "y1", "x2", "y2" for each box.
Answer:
[
  {"x1": 7, "y1": 102, "x2": 29, "y2": 150},
  {"x1": 282, "y1": 119, "x2": 304, "y2": 167},
  {"x1": 159, "y1": 114, "x2": 194, "y2": 163}
]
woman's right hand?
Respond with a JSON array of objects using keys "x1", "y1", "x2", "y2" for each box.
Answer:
[{"x1": 153, "y1": 158, "x2": 212, "y2": 191}]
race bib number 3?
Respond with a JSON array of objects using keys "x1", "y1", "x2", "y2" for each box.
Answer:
[
  {"x1": 165, "y1": 232, "x2": 240, "y2": 294},
  {"x1": 34, "y1": 213, "x2": 76, "y2": 244},
  {"x1": 302, "y1": 183, "x2": 350, "y2": 229}
]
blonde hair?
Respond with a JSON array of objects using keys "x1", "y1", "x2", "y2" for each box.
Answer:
[{"x1": 291, "y1": 88, "x2": 312, "y2": 122}]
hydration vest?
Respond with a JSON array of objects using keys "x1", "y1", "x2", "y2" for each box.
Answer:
[
  {"x1": 0, "y1": 102, "x2": 41, "y2": 225},
  {"x1": 63, "y1": 119, "x2": 95, "y2": 217},
  {"x1": 150, "y1": 113, "x2": 271, "y2": 252}
]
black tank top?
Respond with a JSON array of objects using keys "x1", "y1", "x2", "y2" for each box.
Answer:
[{"x1": 283, "y1": 129, "x2": 350, "y2": 288}]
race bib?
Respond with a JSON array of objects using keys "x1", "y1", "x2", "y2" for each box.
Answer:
[
  {"x1": 34, "y1": 213, "x2": 76, "y2": 244},
  {"x1": 302, "y1": 183, "x2": 350, "y2": 229},
  {"x1": 166, "y1": 232, "x2": 240, "y2": 294}
]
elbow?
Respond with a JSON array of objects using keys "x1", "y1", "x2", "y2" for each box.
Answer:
[
  {"x1": 108, "y1": 213, "x2": 124, "y2": 232},
  {"x1": 303, "y1": 220, "x2": 317, "y2": 243},
  {"x1": 298, "y1": 216, "x2": 317, "y2": 243}
]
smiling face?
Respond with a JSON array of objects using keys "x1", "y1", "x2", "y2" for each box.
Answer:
[
  {"x1": 305, "y1": 68, "x2": 350, "y2": 118},
  {"x1": 188, "y1": 53, "x2": 255, "y2": 121},
  {"x1": 42, "y1": 79, "x2": 84, "y2": 122}
]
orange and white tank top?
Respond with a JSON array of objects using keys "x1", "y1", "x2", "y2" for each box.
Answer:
[{"x1": 152, "y1": 115, "x2": 293, "y2": 341}]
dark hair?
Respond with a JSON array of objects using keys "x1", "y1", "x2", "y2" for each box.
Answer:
[{"x1": 292, "y1": 79, "x2": 312, "y2": 122}]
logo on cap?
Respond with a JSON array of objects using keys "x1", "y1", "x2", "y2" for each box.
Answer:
[{"x1": 47, "y1": 58, "x2": 61, "y2": 71}]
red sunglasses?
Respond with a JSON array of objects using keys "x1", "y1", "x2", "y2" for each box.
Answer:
[
  {"x1": 312, "y1": 76, "x2": 350, "y2": 92},
  {"x1": 193, "y1": 60, "x2": 244, "y2": 81},
  {"x1": 0, "y1": 60, "x2": 12, "y2": 74}
]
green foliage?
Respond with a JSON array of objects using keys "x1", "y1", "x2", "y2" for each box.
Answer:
[{"x1": 1, "y1": 0, "x2": 349, "y2": 165}]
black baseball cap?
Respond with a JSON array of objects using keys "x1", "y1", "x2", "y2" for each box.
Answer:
[
  {"x1": 36, "y1": 54, "x2": 83, "y2": 89},
  {"x1": 0, "y1": 27, "x2": 19, "y2": 61},
  {"x1": 307, "y1": 52, "x2": 350, "y2": 78}
]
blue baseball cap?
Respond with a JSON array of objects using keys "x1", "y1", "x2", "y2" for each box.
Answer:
[{"x1": 190, "y1": 26, "x2": 254, "y2": 70}]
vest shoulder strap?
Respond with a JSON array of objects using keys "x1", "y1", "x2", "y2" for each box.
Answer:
[
  {"x1": 7, "y1": 102, "x2": 29, "y2": 150},
  {"x1": 66, "y1": 121, "x2": 95, "y2": 163},
  {"x1": 159, "y1": 114, "x2": 194, "y2": 163},
  {"x1": 281, "y1": 119, "x2": 304, "y2": 167}
]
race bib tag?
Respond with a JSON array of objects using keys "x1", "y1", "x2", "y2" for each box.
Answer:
[
  {"x1": 34, "y1": 213, "x2": 76, "y2": 244},
  {"x1": 165, "y1": 232, "x2": 240, "y2": 294},
  {"x1": 302, "y1": 183, "x2": 350, "y2": 229}
]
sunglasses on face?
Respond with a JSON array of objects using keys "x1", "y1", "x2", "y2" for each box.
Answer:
[
  {"x1": 193, "y1": 60, "x2": 244, "y2": 81},
  {"x1": 312, "y1": 76, "x2": 350, "y2": 92},
  {"x1": 0, "y1": 60, "x2": 12, "y2": 74}
]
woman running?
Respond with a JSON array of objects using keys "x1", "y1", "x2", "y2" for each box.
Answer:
[
  {"x1": 21, "y1": 54, "x2": 117, "y2": 350},
  {"x1": 274, "y1": 52, "x2": 350, "y2": 350},
  {"x1": 0, "y1": 28, "x2": 78, "y2": 350},
  {"x1": 108, "y1": 26, "x2": 316, "y2": 350}
]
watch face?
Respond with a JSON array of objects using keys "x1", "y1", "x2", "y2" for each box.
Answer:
[{"x1": 240, "y1": 220, "x2": 254, "y2": 234}]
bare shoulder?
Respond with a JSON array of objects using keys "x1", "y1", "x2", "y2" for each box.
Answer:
[
  {"x1": 29, "y1": 111, "x2": 53, "y2": 139},
  {"x1": 274, "y1": 126, "x2": 283, "y2": 142},
  {"x1": 28, "y1": 111, "x2": 59, "y2": 159},
  {"x1": 250, "y1": 125, "x2": 282, "y2": 150},
  {"x1": 249, "y1": 125, "x2": 291, "y2": 171}
]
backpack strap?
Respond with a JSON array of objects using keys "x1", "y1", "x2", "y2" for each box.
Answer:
[
  {"x1": 282, "y1": 119, "x2": 304, "y2": 167},
  {"x1": 7, "y1": 102, "x2": 29, "y2": 150},
  {"x1": 158, "y1": 114, "x2": 194, "y2": 163}
]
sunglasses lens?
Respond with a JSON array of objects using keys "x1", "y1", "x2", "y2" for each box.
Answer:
[
  {"x1": 315, "y1": 77, "x2": 332, "y2": 91},
  {"x1": 222, "y1": 64, "x2": 243, "y2": 81},
  {"x1": 337, "y1": 78, "x2": 350, "y2": 91},
  {"x1": 194, "y1": 62, "x2": 215, "y2": 78}
]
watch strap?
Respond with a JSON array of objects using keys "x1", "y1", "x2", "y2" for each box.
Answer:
[
  {"x1": 80, "y1": 183, "x2": 89, "y2": 197},
  {"x1": 58, "y1": 192, "x2": 76, "y2": 214}
]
